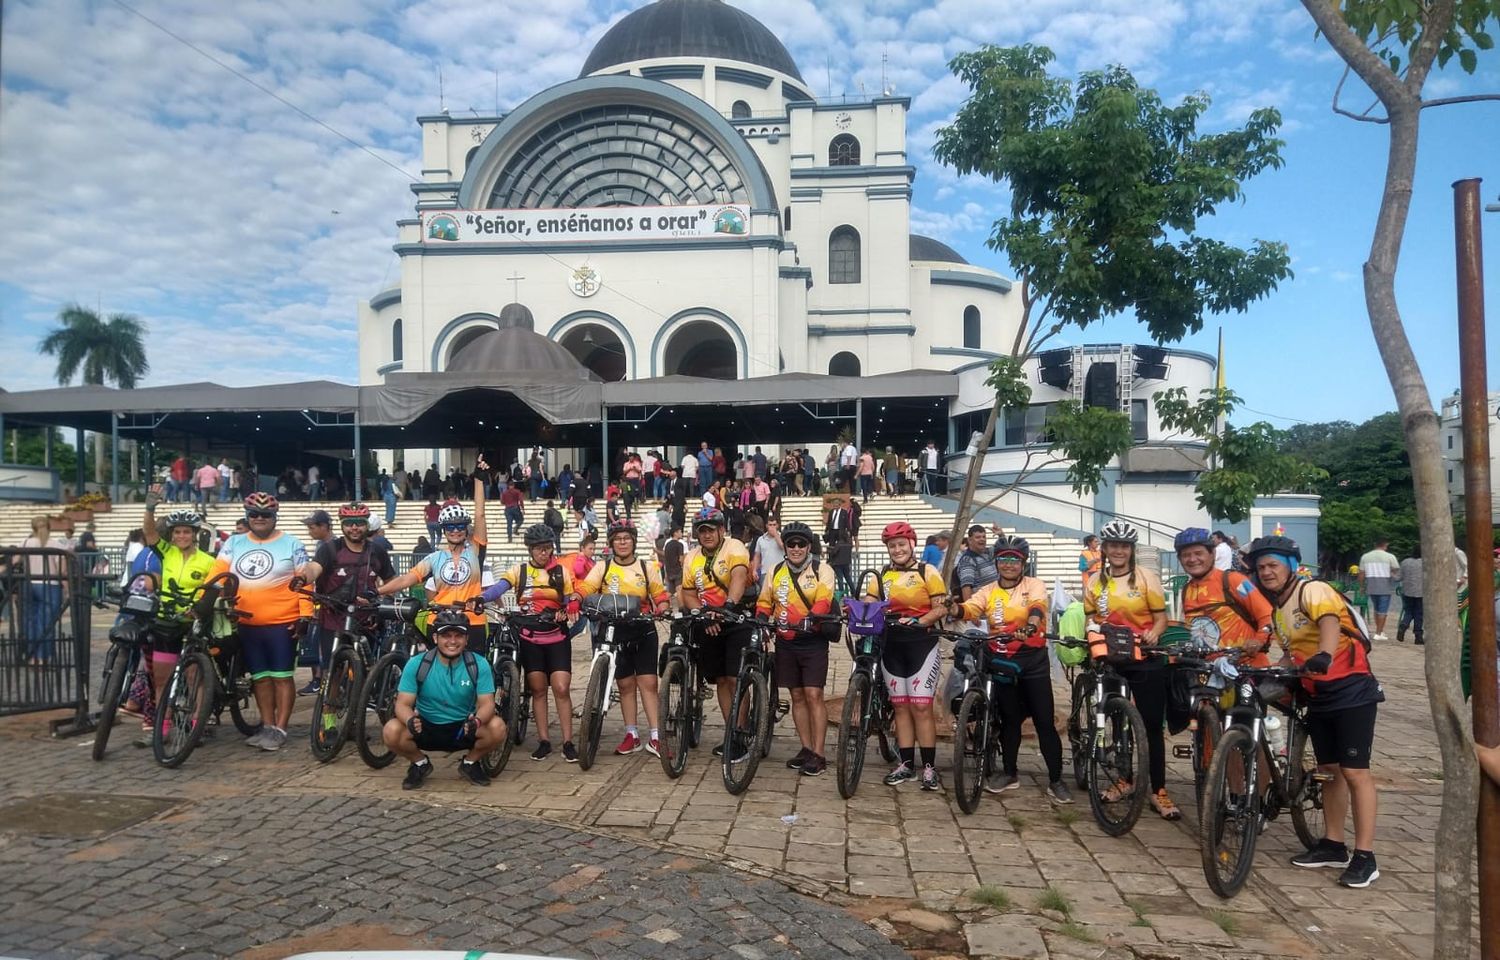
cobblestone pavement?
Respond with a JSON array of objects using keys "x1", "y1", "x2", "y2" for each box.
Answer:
[{"x1": 0, "y1": 622, "x2": 1465, "y2": 959}]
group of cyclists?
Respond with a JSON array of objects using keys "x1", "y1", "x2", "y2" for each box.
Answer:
[{"x1": 116, "y1": 459, "x2": 1383, "y2": 893}]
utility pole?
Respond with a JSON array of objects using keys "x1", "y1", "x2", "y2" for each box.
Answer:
[{"x1": 1454, "y1": 176, "x2": 1497, "y2": 959}]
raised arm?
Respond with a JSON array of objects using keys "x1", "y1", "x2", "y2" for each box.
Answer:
[{"x1": 472, "y1": 455, "x2": 490, "y2": 544}]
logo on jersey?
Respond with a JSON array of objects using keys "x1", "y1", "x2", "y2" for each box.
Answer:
[
  {"x1": 1190, "y1": 616, "x2": 1222, "y2": 646},
  {"x1": 607, "y1": 573, "x2": 623, "y2": 595},
  {"x1": 235, "y1": 549, "x2": 276, "y2": 581},
  {"x1": 439, "y1": 557, "x2": 472, "y2": 585}
]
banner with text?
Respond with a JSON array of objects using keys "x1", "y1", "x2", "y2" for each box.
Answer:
[{"x1": 421, "y1": 205, "x2": 751, "y2": 244}]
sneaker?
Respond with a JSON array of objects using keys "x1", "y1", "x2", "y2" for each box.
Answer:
[
  {"x1": 615, "y1": 732, "x2": 642, "y2": 755},
  {"x1": 645, "y1": 737, "x2": 661, "y2": 758},
  {"x1": 459, "y1": 759, "x2": 491, "y2": 787},
  {"x1": 245, "y1": 728, "x2": 270, "y2": 748},
  {"x1": 298, "y1": 680, "x2": 320, "y2": 696},
  {"x1": 531, "y1": 740, "x2": 552, "y2": 761},
  {"x1": 402, "y1": 759, "x2": 432, "y2": 790},
  {"x1": 562, "y1": 741, "x2": 579, "y2": 763},
  {"x1": 985, "y1": 772, "x2": 1019, "y2": 794},
  {"x1": 1292, "y1": 838, "x2": 1352, "y2": 869},
  {"x1": 786, "y1": 746, "x2": 813, "y2": 770},
  {"x1": 1338, "y1": 851, "x2": 1380, "y2": 888},
  {"x1": 259, "y1": 726, "x2": 287, "y2": 752},
  {"x1": 1046, "y1": 781, "x2": 1074, "y2": 805},
  {"x1": 883, "y1": 762, "x2": 915, "y2": 786},
  {"x1": 1150, "y1": 788, "x2": 1181, "y2": 820},
  {"x1": 712, "y1": 743, "x2": 725, "y2": 758},
  {"x1": 729, "y1": 736, "x2": 751, "y2": 764},
  {"x1": 801, "y1": 754, "x2": 827, "y2": 777},
  {"x1": 920, "y1": 764, "x2": 942, "y2": 791}
]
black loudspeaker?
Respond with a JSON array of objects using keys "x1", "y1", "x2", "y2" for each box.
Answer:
[
  {"x1": 1084, "y1": 361, "x2": 1118, "y2": 410},
  {"x1": 1134, "y1": 345, "x2": 1169, "y2": 381},
  {"x1": 1037, "y1": 348, "x2": 1072, "y2": 389}
]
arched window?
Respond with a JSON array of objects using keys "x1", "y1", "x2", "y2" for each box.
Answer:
[
  {"x1": 828, "y1": 351, "x2": 861, "y2": 377},
  {"x1": 392, "y1": 318, "x2": 403, "y2": 362},
  {"x1": 829, "y1": 133, "x2": 860, "y2": 166},
  {"x1": 829, "y1": 226, "x2": 861, "y2": 284},
  {"x1": 731, "y1": 100, "x2": 752, "y2": 119},
  {"x1": 963, "y1": 305, "x2": 981, "y2": 350}
]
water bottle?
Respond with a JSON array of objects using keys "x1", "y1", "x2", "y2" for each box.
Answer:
[{"x1": 1264, "y1": 713, "x2": 1286, "y2": 759}]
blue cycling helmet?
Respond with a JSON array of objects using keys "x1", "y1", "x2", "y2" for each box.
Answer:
[
  {"x1": 1173, "y1": 528, "x2": 1213, "y2": 553},
  {"x1": 693, "y1": 507, "x2": 727, "y2": 530}
]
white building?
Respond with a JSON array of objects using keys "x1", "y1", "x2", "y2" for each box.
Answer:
[{"x1": 1441, "y1": 391, "x2": 1500, "y2": 516}]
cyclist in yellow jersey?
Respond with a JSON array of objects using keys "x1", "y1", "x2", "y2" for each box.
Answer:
[
  {"x1": 1082, "y1": 520, "x2": 1176, "y2": 818},
  {"x1": 680, "y1": 508, "x2": 753, "y2": 755},
  {"x1": 140, "y1": 495, "x2": 217, "y2": 740},
  {"x1": 579, "y1": 518, "x2": 670, "y2": 757},
  {"x1": 863, "y1": 521, "x2": 950, "y2": 791},
  {"x1": 755, "y1": 521, "x2": 836, "y2": 777}
]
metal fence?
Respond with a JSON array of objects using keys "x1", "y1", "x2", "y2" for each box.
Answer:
[{"x1": 0, "y1": 548, "x2": 92, "y2": 733}]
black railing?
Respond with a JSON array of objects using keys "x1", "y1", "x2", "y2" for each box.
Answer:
[{"x1": 0, "y1": 548, "x2": 92, "y2": 734}]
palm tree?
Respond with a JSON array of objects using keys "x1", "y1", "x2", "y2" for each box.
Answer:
[{"x1": 38, "y1": 304, "x2": 149, "y2": 484}]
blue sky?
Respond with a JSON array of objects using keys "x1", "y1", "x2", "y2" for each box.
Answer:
[{"x1": 1, "y1": 0, "x2": 1497, "y2": 428}]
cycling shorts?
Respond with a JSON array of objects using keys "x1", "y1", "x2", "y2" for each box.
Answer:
[
  {"x1": 880, "y1": 635, "x2": 941, "y2": 707},
  {"x1": 597, "y1": 622, "x2": 658, "y2": 681},
  {"x1": 150, "y1": 620, "x2": 187, "y2": 659},
  {"x1": 241, "y1": 623, "x2": 297, "y2": 680},
  {"x1": 413, "y1": 720, "x2": 476, "y2": 752},
  {"x1": 520, "y1": 634, "x2": 572, "y2": 677},
  {"x1": 695, "y1": 621, "x2": 752, "y2": 681},
  {"x1": 1307, "y1": 702, "x2": 1377, "y2": 769}
]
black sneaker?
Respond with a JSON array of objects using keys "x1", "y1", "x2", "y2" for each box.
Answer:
[
  {"x1": 801, "y1": 754, "x2": 827, "y2": 777},
  {"x1": 883, "y1": 762, "x2": 914, "y2": 786},
  {"x1": 919, "y1": 764, "x2": 942, "y2": 791},
  {"x1": 712, "y1": 743, "x2": 725, "y2": 758},
  {"x1": 1338, "y1": 851, "x2": 1380, "y2": 888},
  {"x1": 562, "y1": 741, "x2": 579, "y2": 763},
  {"x1": 786, "y1": 746, "x2": 813, "y2": 770},
  {"x1": 531, "y1": 740, "x2": 552, "y2": 761},
  {"x1": 458, "y1": 759, "x2": 491, "y2": 787},
  {"x1": 1291, "y1": 839, "x2": 1351, "y2": 869},
  {"x1": 402, "y1": 759, "x2": 432, "y2": 790}
]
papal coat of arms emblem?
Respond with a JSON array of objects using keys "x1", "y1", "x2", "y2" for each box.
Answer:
[{"x1": 569, "y1": 264, "x2": 601, "y2": 297}]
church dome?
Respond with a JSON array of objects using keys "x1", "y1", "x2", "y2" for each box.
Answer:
[
  {"x1": 447, "y1": 327, "x2": 599, "y2": 378},
  {"x1": 581, "y1": 0, "x2": 804, "y2": 82},
  {"x1": 909, "y1": 234, "x2": 970, "y2": 265}
]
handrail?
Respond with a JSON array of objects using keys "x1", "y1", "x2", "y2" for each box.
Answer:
[{"x1": 944, "y1": 472, "x2": 1185, "y2": 546}]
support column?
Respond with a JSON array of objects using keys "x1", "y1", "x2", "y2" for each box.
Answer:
[
  {"x1": 854, "y1": 400, "x2": 863, "y2": 451},
  {"x1": 353, "y1": 414, "x2": 364, "y2": 501},
  {"x1": 45, "y1": 425, "x2": 53, "y2": 468},
  {"x1": 111, "y1": 413, "x2": 120, "y2": 504},
  {"x1": 75, "y1": 427, "x2": 85, "y2": 495},
  {"x1": 600, "y1": 407, "x2": 610, "y2": 498}
]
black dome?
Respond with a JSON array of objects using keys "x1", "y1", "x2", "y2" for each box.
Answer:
[
  {"x1": 581, "y1": 0, "x2": 804, "y2": 82},
  {"x1": 909, "y1": 234, "x2": 969, "y2": 265}
]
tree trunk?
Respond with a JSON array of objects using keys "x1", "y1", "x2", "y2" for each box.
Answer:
[
  {"x1": 943, "y1": 397, "x2": 1003, "y2": 583},
  {"x1": 1364, "y1": 99, "x2": 1475, "y2": 960}
]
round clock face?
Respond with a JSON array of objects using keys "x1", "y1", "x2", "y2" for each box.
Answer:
[
  {"x1": 470, "y1": 125, "x2": 487, "y2": 142},
  {"x1": 834, "y1": 112, "x2": 852, "y2": 130}
]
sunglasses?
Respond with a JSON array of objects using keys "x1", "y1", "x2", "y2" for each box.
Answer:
[
  {"x1": 441, "y1": 523, "x2": 469, "y2": 532},
  {"x1": 995, "y1": 555, "x2": 1025, "y2": 563},
  {"x1": 246, "y1": 510, "x2": 277, "y2": 520},
  {"x1": 342, "y1": 520, "x2": 370, "y2": 528},
  {"x1": 785, "y1": 539, "x2": 812, "y2": 549}
]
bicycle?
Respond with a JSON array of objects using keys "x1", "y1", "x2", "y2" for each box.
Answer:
[
  {"x1": 834, "y1": 599, "x2": 899, "y2": 799},
  {"x1": 1054, "y1": 626, "x2": 1162, "y2": 837},
  {"x1": 577, "y1": 599, "x2": 669, "y2": 770},
  {"x1": 476, "y1": 605, "x2": 562, "y2": 777},
  {"x1": 1165, "y1": 644, "x2": 1243, "y2": 804},
  {"x1": 295, "y1": 587, "x2": 383, "y2": 763},
  {"x1": 151, "y1": 573, "x2": 258, "y2": 768},
  {"x1": 952, "y1": 631, "x2": 1045, "y2": 815},
  {"x1": 355, "y1": 597, "x2": 428, "y2": 769},
  {"x1": 656, "y1": 612, "x2": 706, "y2": 779},
  {"x1": 90, "y1": 575, "x2": 159, "y2": 761},
  {"x1": 714, "y1": 608, "x2": 786, "y2": 796},
  {"x1": 1199, "y1": 660, "x2": 1327, "y2": 898}
]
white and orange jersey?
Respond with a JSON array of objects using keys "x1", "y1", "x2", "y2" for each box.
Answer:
[{"x1": 213, "y1": 530, "x2": 308, "y2": 626}]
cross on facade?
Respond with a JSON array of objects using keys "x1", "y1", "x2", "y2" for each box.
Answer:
[{"x1": 506, "y1": 271, "x2": 525, "y2": 303}]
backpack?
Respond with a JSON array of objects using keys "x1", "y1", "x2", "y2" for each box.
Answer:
[
  {"x1": 599, "y1": 555, "x2": 651, "y2": 606},
  {"x1": 414, "y1": 647, "x2": 479, "y2": 686},
  {"x1": 1293, "y1": 578, "x2": 1374, "y2": 654},
  {"x1": 544, "y1": 506, "x2": 563, "y2": 529},
  {"x1": 516, "y1": 562, "x2": 567, "y2": 611},
  {"x1": 772, "y1": 559, "x2": 837, "y2": 642}
]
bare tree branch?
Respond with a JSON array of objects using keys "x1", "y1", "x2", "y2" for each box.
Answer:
[
  {"x1": 1332, "y1": 65, "x2": 1392, "y2": 122},
  {"x1": 1423, "y1": 92, "x2": 1500, "y2": 108},
  {"x1": 1402, "y1": 0, "x2": 1458, "y2": 94},
  {"x1": 1300, "y1": 0, "x2": 1412, "y2": 108}
]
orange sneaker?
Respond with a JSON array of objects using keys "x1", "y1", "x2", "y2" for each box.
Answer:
[{"x1": 1151, "y1": 788, "x2": 1182, "y2": 820}]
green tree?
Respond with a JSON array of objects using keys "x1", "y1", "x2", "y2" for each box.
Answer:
[
  {"x1": 37, "y1": 304, "x2": 149, "y2": 486},
  {"x1": 1294, "y1": 2, "x2": 1499, "y2": 953},
  {"x1": 931, "y1": 44, "x2": 1291, "y2": 556}
]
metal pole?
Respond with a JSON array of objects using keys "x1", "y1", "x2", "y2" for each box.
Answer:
[
  {"x1": 45, "y1": 426, "x2": 53, "y2": 468},
  {"x1": 75, "y1": 426, "x2": 85, "y2": 495},
  {"x1": 1455, "y1": 177, "x2": 1498, "y2": 959},
  {"x1": 601, "y1": 407, "x2": 610, "y2": 498},
  {"x1": 353, "y1": 413, "x2": 364, "y2": 502},
  {"x1": 111, "y1": 413, "x2": 120, "y2": 504},
  {"x1": 854, "y1": 400, "x2": 863, "y2": 452}
]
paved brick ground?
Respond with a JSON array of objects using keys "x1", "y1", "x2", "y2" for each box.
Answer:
[{"x1": 0, "y1": 616, "x2": 1470, "y2": 959}]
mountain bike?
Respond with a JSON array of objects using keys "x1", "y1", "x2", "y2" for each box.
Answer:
[
  {"x1": 355, "y1": 597, "x2": 427, "y2": 769},
  {"x1": 477, "y1": 606, "x2": 561, "y2": 777},
  {"x1": 295, "y1": 588, "x2": 382, "y2": 763},
  {"x1": 152, "y1": 573, "x2": 255, "y2": 768},
  {"x1": 656, "y1": 612, "x2": 706, "y2": 779},
  {"x1": 715, "y1": 608, "x2": 786, "y2": 795},
  {"x1": 952, "y1": 631, "x2": 1050, "y2": 815},
  {"x1": 90, "y1": 576, "x2": 159, "y2": 761},
  {"x1": 1200, "y1": 660, "x2": 1326, "y2": 898},
  {"x1": 577, "y1": 599, "x2": 669, "y2": 770},
  {"x1": 1166, "y1": 644, "x2": 1242, "y2": 803},
  {"x1": 836, "y1": 597, "x2": 898, "y2": 799}
]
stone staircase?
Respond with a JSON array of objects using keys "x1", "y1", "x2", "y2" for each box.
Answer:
[{"x1": 0, "y1": 495, "x2": 1088, "y2": 599}]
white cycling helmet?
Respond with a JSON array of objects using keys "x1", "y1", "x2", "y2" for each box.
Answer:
[
  {"x1": 437, "y1": 503, "x2": 471, "y2": 526},
  {"x1": 162, "y1": 509, "x2": 203, "y2": 531},
  {"x1": 1099, "y1": 520, "x2": 1139, "y2": 544}
]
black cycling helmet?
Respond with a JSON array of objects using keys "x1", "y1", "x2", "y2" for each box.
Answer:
[
  {"x1": 782, "y1": 521, "x2": 815, "y2": 547},
  {"x1": 607, "y1": 518, "x2": 637, "y2": 542},
  {"x1": 1244, "y1": 535, "x2": 1301, "y2": 569},
  {"x1": 523, "y1": 523, "x2": 556, "y2": 547},
  {"x1": 431, "y1": 608, "x2": 470, "y2": 635},
  {"x1": 992, "y1": 535, "x2": 1031, "y2": 560}
]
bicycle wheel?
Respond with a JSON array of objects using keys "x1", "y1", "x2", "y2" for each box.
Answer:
[
  {"x1": 1068, "y1": 672, "x2": 1095, "y2": 789},
  {"x1": 578, "y1": 656, "x2": 609, "y2": 770},
  {"x1": 1200, "y1": 727, "x2": 1262, "y2": 899},
  {"x1": 953, "y1": 687, "x2": 989, "y2": 815},
  {"x1": 152, "y1": 651, "x2": 213, "y2": 768},
  {"x1": 310, "y1": 646, "x2": 363, "y2": 763},
  {"x1": 1286, "y1": 716, "x2": 1326, "y2": 851},
  {"x1": 874, "y1": 683, "x2": 898, "y2": 763},
  {"x1": 758, "y1": 659, "x2": 777, "y2": 759},
  {"x1": 92, "y1": 643, "x2": 129, "y2": 762},
  {"x1": 1087, "y1": 694, "x2": 1149, "y2": 837},
  {"x1": 481, "y1": 657, "x2": 521, "y2": 778},
  {"x1": 356, "y1": 652, "x2": 405, "y2": 769},
  {"x1": 836, "y1": 670, "x2": 872, "y2": 799},
  {"x1": 688, "y1": 679, "x2": 705, "y2": 749},
  {"x1": 1193, "y1": 700, "x2": 1221, "y2": 805},
  {"x1": 658, "y1": 657, "x2": 690, "y2": 778},
  {"x1": 722, "y1": 668, "x2": 767, "y2": 795},
  {"x1": 225, "y1": 651, "x2": 262, "y2": 737}
]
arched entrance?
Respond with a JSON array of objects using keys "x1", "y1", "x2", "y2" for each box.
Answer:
[
  {"x1": 663, "y1": 321, "x2": 737, "y2": 380},
  {"x1": 559, "y1": 324, "x2": 628, "y2": 381}
]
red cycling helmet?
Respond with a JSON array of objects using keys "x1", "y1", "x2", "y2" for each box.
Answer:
[
  {"x1": 243, "y1": 492, "x2": 279, "y2": 513},
  {"x1": 881, "y1": 521, "x2": 917, "y2": 544},
  {"x1": 338, "y1": 502, "x2": 371, "y2": 521}
]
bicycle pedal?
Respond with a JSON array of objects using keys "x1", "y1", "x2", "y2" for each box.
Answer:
[
  {"x1": 1310, "y1": 772, "x2": 1335, "y2": 784},
  {"x1": 1172, "y1": 745, "x2": 1194, "y2": 759}
]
